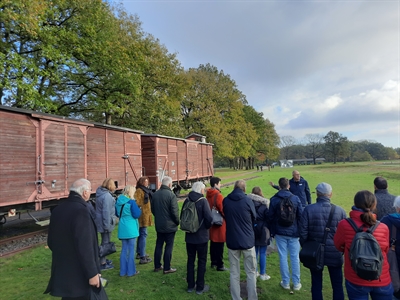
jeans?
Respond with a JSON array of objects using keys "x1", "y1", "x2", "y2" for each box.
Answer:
[
  {"x1": 210, "y1": 241, "x2": 225, "y2": 268},
  {"x1": 186, "y1": 242, "x2": 208, "y2": 292},
  {"x1": 275, "y1": 234, "x2": 301, "y2": 286},
  {"x1": 345, "y1": 280, "x2": 393, "y2": 300},
  {"x1": 100, "y1": 232, "x2": 111, "y2": 265},
  {"x1": 228, "y1": 247, "x2": 258, "y2": 300},
  {"x1": 136, "y1": 227, "x2": 148, "y2": 257},
  {"x1": 255, "y1": 245, "x2": 267, "y2": 275},
  {"x1": 154, "y1": 231, "x2": 176, "y2": 271},
  {"x1": 310, "y1": 266, "x2": 344, "y2": 300},
  {"x1": 120, "y1": 238, "x2": 137, "y2": 276}
]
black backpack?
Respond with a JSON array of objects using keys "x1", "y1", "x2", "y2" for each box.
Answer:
[
  {"x1": 278, "y1": 195, "x2": 295, "y2": 227},
  {"x1": 253, "y1": 205, "x2": 265, "y2": 239},
  {"x1": 346, "y1": 218, "x2": 383, "y2": 281}
]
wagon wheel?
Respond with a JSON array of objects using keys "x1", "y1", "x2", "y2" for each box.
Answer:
[{"x1": 0, "y1": 215, "x2": 6, "y2": 225}]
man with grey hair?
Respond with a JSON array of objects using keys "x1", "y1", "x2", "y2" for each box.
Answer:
[
  {"x1": 45, "y1": 178, "x2": 106, "y2": 299},
  {"x1": 183, "y1": 182, "x2": 213, "y2": 294},
  {"x1": 299, "y1": 182, "x2": 346, "y2": 300},
  {"x1": 150, "y1": 176, "x2": 179, "y2": 274},
  {"x1": 223, "y1": 180, "x2": 258, "y2": 300}
]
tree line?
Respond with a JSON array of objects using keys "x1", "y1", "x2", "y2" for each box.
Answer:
[
  {"x1": 0, "y1": 0, "x2": 280, "y2": 167},
  {"x1": 279, "y1": 131, "x2": 399, "y2": 164}
]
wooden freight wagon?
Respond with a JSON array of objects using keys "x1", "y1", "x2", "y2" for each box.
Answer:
[
  {"x1": 0, "y1": 106, "x2": 143, "y2": 222},
  {"x1": 141, "y1": 133, "x2": 214, "y2": 194}
]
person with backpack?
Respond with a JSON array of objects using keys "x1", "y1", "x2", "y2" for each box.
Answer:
[
  {"x1": 268, "y1": 177, "x2": 303, "y2": 291},
  {"x1": 334, "y1": 190, "x2": 392, "y2": 300},
  {"x1": 150, "y1": 176, "x2": 180, "y2": 274},
  {"x1": 299, "y1": 182, "x2": 346, "y2": 300},
  {"x1": 377, "y1": 195, "x2": 400, "y2": 299},
  {"x1": 182, "y1": 182, "x2": 213, "y2": 295},
  {"x1": 223, "y1": 180, "x2": 258, "y2": 300},
  {"x1": 247, "y1": 186, "x2": 271, "y2": 281}
]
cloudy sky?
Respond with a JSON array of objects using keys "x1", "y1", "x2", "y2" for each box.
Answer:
[{"x1": 120, "y1": 0, "x2": 399, "y2": 148}]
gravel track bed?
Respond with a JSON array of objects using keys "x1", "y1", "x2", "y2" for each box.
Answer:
[{"x1": 0, "y1": 232, "x2": 48, "y2": 257}]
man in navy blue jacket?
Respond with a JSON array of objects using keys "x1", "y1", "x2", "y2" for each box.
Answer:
[
  {"x1": 223, "y1": 180, "x2": 258, "y2": 300},
  {"x1": 299, "y1": 182, "x2": 346, "y2": 300},
  {"x1": 269, "y1": 170, "x2": 311, "y2": 207},
  {"x1": 268, "y1": 177, "x2": 303, "y2": 291}
]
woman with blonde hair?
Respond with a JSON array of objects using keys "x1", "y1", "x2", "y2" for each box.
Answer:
[
  {"x1": 116, "y1": 185, "x2": 141, "y2": 276},
  {"x1": 334, "y1": 190, "x2": 392, "y2": 300},
  {"x1": 95, "y1": 178, "x2": 117, "y2": 270}
]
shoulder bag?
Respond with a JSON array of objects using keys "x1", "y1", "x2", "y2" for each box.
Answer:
[
  {"x1": 299, "y1": 204, "x2": 336, "y2": 271},
  {"x1": 211, "y1": 194, "x2": 223, "y2": 226},
  {"x1": 388, "y1": 225, "x2": 400, "y2": 293}
]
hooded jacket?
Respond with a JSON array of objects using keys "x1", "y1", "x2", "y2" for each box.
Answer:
[
  {"x1": 95, "y1": 186, "x2": 116, "y2": 233},
  {"x1": 150, "y1": 184, "x2": 179, "y2": 233},
  {"x1": 334, "y1": 210, "x2": 391, "y2": 287},
  {"x1": 223, "y1": 188, "x2": 256, "y2": 250},
  {"x1": 272, "y1": 177, "x2": 311, "y2": 207},
  {"x1": 299, "y1": 196, "x2": 346, "y2": 267},
  {"x1": 268, "y1": 189, "x2": 303, "y2": 237},
  {"x1": 183, "y1": 191, "x2": 213, "y2": 244},
  {"x1": 206, "y1": 187, "x2": 226, "y2": 242},
  {"x1": 115, "y1": 194, "x2": 141, "y2": 239},
  {"x1": 248, "y1": 193, "x2": 270, "y2": 246}
]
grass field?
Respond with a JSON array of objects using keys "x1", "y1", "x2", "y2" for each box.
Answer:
[{"x1": 1, "y1": 161, "x2": 399, "y2": 300}]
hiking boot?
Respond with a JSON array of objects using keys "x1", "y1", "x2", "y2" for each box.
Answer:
[
  {"x1": 139, "y1": 256, "x2": 152, "y2": 264},
  {"x1": 187, "y1": 285, "x2": 196, "y2": 293},
  {"x1": 154, "y1": 266, "x2": 163, "y2": 272},
  {"x1": 163, "y1": 268, "x2": 177, "y2": 274},
  {"x1": 280, "y1": 281, "x2": 290, "y2": 290},
  {"x1": 100, "y1": 263, "x2": 114, "y2": 271},
  {"x1": 196, "y1": 284, "x2": 210, "y2": 295},
  {"x1": 136, "y1": 253, "x2": 140, "y2": 259},
  {"x1": 293, "y1": 283, "x2": 302, "y2": 291},
  {"x1": 106, "y1": 259, "x2": 112, "y2": 265},
  {"x1": 260, "y1": 274, "x2": 271, "y2": 281}
]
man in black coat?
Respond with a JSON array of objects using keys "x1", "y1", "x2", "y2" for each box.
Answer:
[{"x1": 45, "y1": 178, "x2": 103, "y2": 300}]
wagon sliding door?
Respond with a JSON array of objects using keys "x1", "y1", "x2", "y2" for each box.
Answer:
[{"x1": 40, "y1": 121, "x2": 86, "y2": 201}]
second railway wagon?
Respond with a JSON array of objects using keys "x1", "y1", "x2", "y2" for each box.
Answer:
[{"x1": 141, "y1": 133, "x2": 214, "y2": 195}]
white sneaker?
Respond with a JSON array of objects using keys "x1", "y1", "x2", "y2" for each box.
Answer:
[
  {"x1": 280, "y1": 281, "x2": 290, "y2": 290},
  {"x1": 293, "y1": 283, "x2": 302, "y2": 291},
  {"x1": 259, "y1": 274, "x2": 271, "y2": 281},
  {"x1": 256, "y1": 272, "x2": 260, "y2": 277}
]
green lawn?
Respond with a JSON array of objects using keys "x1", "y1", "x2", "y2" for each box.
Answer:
[{"x1": 1, "y1": 161, "x2": 399, "y2": 299}]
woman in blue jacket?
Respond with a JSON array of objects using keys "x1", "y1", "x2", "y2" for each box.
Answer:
[{"x1": 116, "y1": 185, "x2": 141, "y2": 277}]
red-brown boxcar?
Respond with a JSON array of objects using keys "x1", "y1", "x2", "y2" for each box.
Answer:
[
  {"x1": 141, "y1": 133, "x2": 214, "y2": 194},
  {"x1": 0, "y1": 106, "x2": 143, "y2": 220}
]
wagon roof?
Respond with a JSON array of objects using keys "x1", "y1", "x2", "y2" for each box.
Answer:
[
  {"x1": 0, "y1": 105, "x2": 143, "y2": 134},
  {"x1": 141, "y1": 133, "x2": 213, "y2": 145}
]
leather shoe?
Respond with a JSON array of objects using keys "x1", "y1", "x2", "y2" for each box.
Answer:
[
  {"x1": 154, "y1": 266, "x2": 163, "y2": 272},
  {"x1": 163, "y1": 268, "x2": 177, "y2": 274}
]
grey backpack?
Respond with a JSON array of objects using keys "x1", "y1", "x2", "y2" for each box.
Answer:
[{"x1": 346, "y1": 218, "x2": 383, "y2": 281}]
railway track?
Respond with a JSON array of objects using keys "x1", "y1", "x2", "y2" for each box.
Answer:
[{"x1": 0, "y1": 228, "x2": 48, "y2": 258}]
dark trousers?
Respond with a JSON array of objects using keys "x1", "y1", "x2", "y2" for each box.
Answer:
[
  {"x1": 62, "y1": 296, "x2": 89, "y2": 300},
  {"x1": 186, "y1": 242, "x2": 208, "y2": 292},
  {"x1": 154, "y1": 231, "x2": 176, "y2": 271},
  {"x1": 210, "y1": 241, "x2": 224, "y2": 268},
  {"x1": 310, "y1": 266, "x2": 344, "y2": 300}
]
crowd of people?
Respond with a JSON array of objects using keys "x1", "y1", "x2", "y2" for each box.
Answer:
[{"x1": 44, "y1": 172, "x2": 400, "y2": 300}]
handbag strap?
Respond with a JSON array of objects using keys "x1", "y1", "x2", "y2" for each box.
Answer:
[
  {"x1": 392, "y1": 225, "x2": 397, "y2": 249},
  {"x1": 322, "y1": 204, "x2": 336, "y2": 244},
  {"x1": 119, "y1": 203, "x2": 126, "y2": 218}
]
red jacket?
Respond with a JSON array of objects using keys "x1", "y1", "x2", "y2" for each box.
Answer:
[
  {"x1": 206, "y1": 188, "x2": 226, "y2": 243},
  {"x1": 334, "y1": 210, "x2": 391, "y2": 287}
]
